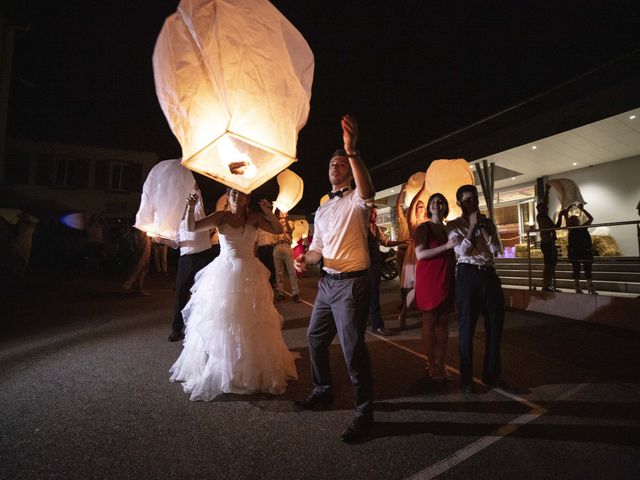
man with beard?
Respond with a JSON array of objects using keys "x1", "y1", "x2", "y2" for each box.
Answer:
[{"x1": 446, "y1": 184, "x2": 511, "y2": 394}]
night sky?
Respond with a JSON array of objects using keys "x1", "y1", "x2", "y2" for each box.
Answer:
[{"x1": 7, "y1": 0, "x2": 640, "y2": 213}]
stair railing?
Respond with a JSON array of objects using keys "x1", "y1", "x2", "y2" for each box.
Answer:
[{"x1": 526, "y1": 220, "x2": 640, "y2": 291}]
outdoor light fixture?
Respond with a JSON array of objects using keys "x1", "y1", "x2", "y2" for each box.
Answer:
[
  {"x1": 572, "y1": 162, "x2": 578, "y2": 166},
  {"x1": 272, "y1": 169, "x2": 304, "y2": 213},
  {"x1": 153, "y1": 0, "x2": 314, "y2": 194},
  {"x1": 630, "y1": 115, "x2": 636, "y2": 120},
  {"x1": 135, "y1": 159, "x2": 196, "y2": 240},
  {"x1": 531, "y1": 145, "x2": 537, "y2": 150}
]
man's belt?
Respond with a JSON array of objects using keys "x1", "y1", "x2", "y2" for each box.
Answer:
[
  {"x1": 458, "y1": 263, "x2": 495, "y2": 272},
  {"x1": 323, "y1": 269, "x2": 368, "y2": 280}
]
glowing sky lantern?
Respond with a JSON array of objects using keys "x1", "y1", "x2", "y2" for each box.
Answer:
[
  {"x1": 153, "y1": 0, "x2": 314, "y2": 194},
  {"x1": 291, "y1": 219, "x2": 309, "y2": 246},
  {"x1": 548, "y1": 178, "x2": 587, "y2": 210},
  {"x1": 134, "y1": 159, "x2": 196, "y2": 240},
  {"x1": 424, "y1": 159, "x2": 474, "y2": 220},
  {"x1": 404, "y1": 172, "x2": 426, "y2": 208},
  {"x1": 319, "y1": 194, "x2": 330, "y2": 206},
  {"x1": 272, "y1": 169, "x2": 303, "y2": 213}
]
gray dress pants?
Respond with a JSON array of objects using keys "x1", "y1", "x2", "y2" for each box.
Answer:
[{"x1": 307, "y1": 273, "x2": 373, "y2": 418}]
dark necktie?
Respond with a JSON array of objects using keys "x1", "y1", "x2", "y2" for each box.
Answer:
[{"x1": 328, "y1": 187, "x2": 349, "y2": 199}]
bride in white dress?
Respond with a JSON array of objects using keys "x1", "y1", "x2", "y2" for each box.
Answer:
[{"x1": 170, "y1": 188, "x2": 299, "y2": 401}]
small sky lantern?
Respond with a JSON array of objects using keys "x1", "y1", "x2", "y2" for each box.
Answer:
[
  {"x1": 319, "y1": 194, "x2": 330, "y2": 206},
  {"x1": 548, "y1": 178, "x2": 587, "y2": 210},
  {"x1": 134, "y1": 159, "x2": 196, "y2": 240},
  {"x1": 153, "y1": 0, "x2": 314, "y2": 194},
  {"x1": 292, "y1": 219, "x2": 309, "y2": 247},
  {"x1": 404, "y1": 172, "x2": 426, "y2": 208},
  {"x1": 424, "y1": 159, "x2": 474, "y2": 220},
  {"x1": 273, "y1": 169, "x2": 304, "y2": 213}
]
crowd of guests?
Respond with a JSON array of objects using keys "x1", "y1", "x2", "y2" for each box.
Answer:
[{"x1": 3, "y1": 115, "x2": 620, "y2": 445}]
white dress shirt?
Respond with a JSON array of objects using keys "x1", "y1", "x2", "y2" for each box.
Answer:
[
  {"x1": 446, "y1": 216, "x2": 502, "y2": 266},
  {"x1": 177, "y1": 198, "x2": 211, "y2": 256},
  {"x1": 308, "y1": 187, "x2": 374, "y2": 273}
]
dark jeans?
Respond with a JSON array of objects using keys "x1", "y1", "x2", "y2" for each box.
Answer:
[
  {"x1": 540, "y1": 242, "x2": 557, "y2": 266},
  {"x1": 455, "y1": 264, "x2": 505, "y2": 386},
  {"x1": 172, "y1": 246, "x2": 218, "y2": 332},
  {"x1": 307, "y1": 274, "x2": 373, "y2": 418},
  {"x1": 256, "y1": 244, "x2": 276, "y2": 286},
  {"x1": 368, "y1": 265, "x2": 384, "y2": 331}
]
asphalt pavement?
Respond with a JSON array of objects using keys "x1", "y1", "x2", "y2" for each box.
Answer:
[{"x1": 1, "y1": 268, "x2": 639, "y2": 480}]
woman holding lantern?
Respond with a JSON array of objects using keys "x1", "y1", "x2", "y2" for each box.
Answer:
[
  {"x1": 397, "y1": 181, "x2": 428, "y2": 329},
  {"x1": 169, "y1": 188, "x2": 299, "y2": 401}
]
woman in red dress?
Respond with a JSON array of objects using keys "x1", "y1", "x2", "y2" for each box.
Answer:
[{"x1": 414, "y1": 193, "x2": 460, "y2": 381}]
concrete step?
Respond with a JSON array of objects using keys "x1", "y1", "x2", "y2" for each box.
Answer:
[
  {"x1": 496, "y1": 268, "x2": 640, "y2": 282},
  {"x1": 499, "y1": 275, "x2": 640, "y2": 294}
]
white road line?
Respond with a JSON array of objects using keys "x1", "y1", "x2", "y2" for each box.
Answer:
[
  {"x1": 291, "y1": 290, "x2": 569, "y2": 478},
  {"x1": 369, "y1": 332, "x2": 555, "y2": 479}
]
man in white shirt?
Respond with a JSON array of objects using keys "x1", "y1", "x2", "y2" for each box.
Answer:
[
  {"x1": 294, "y1": 115, "x2": 375, "y2": 443},
  {"x1": 156, "y1": 188, "x2": 218, "y2": 342},
  {"x1": 447, "y1": 184, "x2": 510, "y2": 393}
]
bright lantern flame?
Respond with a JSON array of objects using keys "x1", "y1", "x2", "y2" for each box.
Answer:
[{"x1": 217, "y1": 137, "x2": 257, "y2": 178}]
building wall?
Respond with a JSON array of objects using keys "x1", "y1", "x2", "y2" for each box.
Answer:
[
  {"x1": 546, "y1": 156, "x2": 640, "y2": 256},
  {"x1": 3, "y1": 139, "x2": 160, "y2": 218}
]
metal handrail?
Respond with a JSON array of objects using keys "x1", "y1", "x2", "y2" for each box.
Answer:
[{"x1": 525, "y1": 219, "x2": 640, "y2": 291}]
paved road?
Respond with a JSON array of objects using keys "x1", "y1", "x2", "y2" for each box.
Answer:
[{"x1": 1, "y1": 269, "x2": 639, "y2": 479}]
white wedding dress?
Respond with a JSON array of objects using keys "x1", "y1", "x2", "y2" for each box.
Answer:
[{"x1": 170, "y1": 223, "x2": 298, "y2": 401}]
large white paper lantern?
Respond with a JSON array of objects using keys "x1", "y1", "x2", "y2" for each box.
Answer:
[
  {"x1": 424, "y1": 159, "x2": 474, "y2": 220},
  {"x1": 134, "y1": 159, "x2": 196, "y2": 240},
  {"x1": 153, "y1": 0, "x2": 314, "y2": 194},
  {"x1": 272, "y1": 169, "x2": 303, "y2": 213}
]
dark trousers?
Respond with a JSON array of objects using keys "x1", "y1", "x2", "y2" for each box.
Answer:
[
  {"x1": 307, "y1": 274, "x2": 373, "y2": 418},
  {"x1": 455, "y1": 264, "x2": 505, "y2": 386},
  {"x1": 368, "y1": 266, "x2": 384, "y2": 331},
  {"x1": 172, "y1": 246, "x2": 218, "y2": 332},
  {"x1": 256, "y1": 244, "x2": 276, "y2": 286}
]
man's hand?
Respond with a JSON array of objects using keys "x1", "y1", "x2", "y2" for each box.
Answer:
[
  {"x1": 341, "y1": 114, "x2": 359, "y2": 153},
  {"x1": 446, "y1": 236, "x2": 462, "y2": 249},
  {"x1": 468, "y1": 211, "x2": 479, "y2": 230},
  {"x1": 294, "y1": 254, "x2": 307, "y2": 273}
]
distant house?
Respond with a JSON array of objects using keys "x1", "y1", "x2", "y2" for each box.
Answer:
[{"x1": 1, "y1": 139, "x2": 159, "y2": 219}]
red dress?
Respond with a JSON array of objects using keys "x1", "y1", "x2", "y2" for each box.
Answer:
[{"x1": 415, "y1": 222, "x2": 455, "y2": 313}]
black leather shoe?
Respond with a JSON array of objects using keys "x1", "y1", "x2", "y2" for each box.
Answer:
[
  {"x1": 460, "y1": 383, "x2": 477, "y2": 394},
  {"x1": 168, "y1": 330, "x2": 184, "y2": 342},
  {"x1": 294, "y1": 392, "x2": 333, "y2": 410},
  {"x1": 341, "y1": 415, "x2": 374, "y2": 444},
  {"x1": 373, "y1": 328, "x2": 393, "y2": 336}
]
